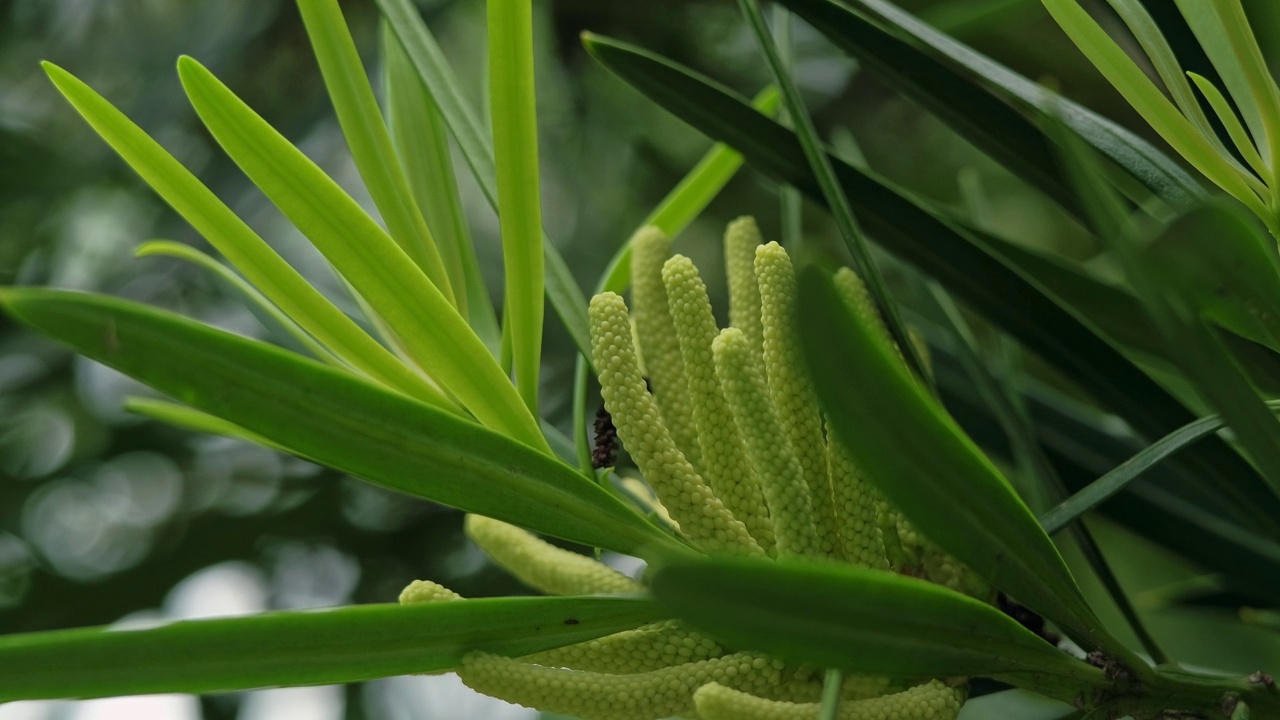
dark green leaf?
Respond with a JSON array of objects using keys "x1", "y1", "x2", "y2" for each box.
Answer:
[
  {"x1": 798, "y1": 268, "x2": 1105, "y2": 645},
  {"x1": 776, "y1": 0, "x2": 1204, "y2": 212},
  {"x1": 650, "y1": 556, "x2": 1099, "y2": 679},
  {"x1": 0, "y1": 289, "x2": 687, "y2": 559},
  {"x1": 0, "y1": 596, "x2": 657, "y2": 701}
]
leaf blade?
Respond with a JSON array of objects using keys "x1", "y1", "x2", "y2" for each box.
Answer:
[
  {"x1": 41, "y1": 62, "x2": 457, "y2": 413},
  {"x1": 0, "y1": 289, "x2": 685, "y2": 559},
  {"x1": 175, "y1": 56, "x2": 547, "y2": 453},
  {"x1": 0, "y1": 597, "x2": 657, "y2": 701},
  {"x1": 651, "y1": 556, "x2": 1096, "y2": 679},
  {"x1": 488, "y1": 0, "x2": 545, "y2": 414},
  {"x1": 296, "y1": 0, "x2": 456, "y2": 302},
  {"x1": 375, "y1": 0, "x2": 592, "y2": 363}
]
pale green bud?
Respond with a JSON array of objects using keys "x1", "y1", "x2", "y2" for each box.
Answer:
[
  {"x1": 713, "y1": 327, "x2": 821, "y2": 559},
  {"x1": 757, "y1": 242, "x2": 839, "y2": 558},
  {"x1": 662, "y1": 254, "x2": 776, "y2": 553},
  {"x1": 465, "y1": 514, "x2": 640, "y2": 596},
  {"x1": 590, "y1": 292, "x2": 763, "y2": 555},
  {"x1": 631, "y1": 226, "x2": 702, "y2": 469}
]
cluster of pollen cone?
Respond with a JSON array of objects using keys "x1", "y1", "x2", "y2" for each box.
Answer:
[{"x1": 402, "y1": 217, "x2": 977, "y2": 720}]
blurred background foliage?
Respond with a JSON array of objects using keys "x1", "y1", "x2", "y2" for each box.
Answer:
[{"x1": 2, "y1": 0, "x2": 1279, "y2": 717}]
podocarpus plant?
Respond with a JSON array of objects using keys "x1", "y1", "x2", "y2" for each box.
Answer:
[{"x1": 3, "y1": 0, "x2": 1280, "y2": 718}]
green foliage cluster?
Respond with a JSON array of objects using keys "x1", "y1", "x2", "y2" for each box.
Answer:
[{"x1": 3, "y1": 0, "x2": 1280, "y2": 719}]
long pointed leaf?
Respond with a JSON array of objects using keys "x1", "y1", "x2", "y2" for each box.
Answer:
[
  {"x1": 0, "y1": 596, "x2": 657, "y2": 701},
  {"x1": 382, "y1": 23, "x2": 500, "y2": 351},
  {"x1": 175, "y1": 57, "x2": 547, "y2": 454},
  {"x1": 136, "y1": 240, "x2": 340, "y2": 366},
  {"x1": 375, "y1": 0, "x2": 592, "y2": 363},
  {"x1": 651, "y1": 556, "x2": 1101, "y2": 681},
  {"x1": 41, "y1": 63, "x2": 458, "y2": 414},
  {"x1": 797, "y1": 267, "x2": 1106, "y2": 647},
  {"x1": 296, "y1": 0, "x2": 456, "y2": 302},
  {"x1": 488, "y1": 0, "x2": 544, "y2": 415},
  {"x1": 0, "y1": 289, "x2": 686, "y2": 559},
  {"x1": 581, "y1": 33, "x2": 1280, "y2": 535}
]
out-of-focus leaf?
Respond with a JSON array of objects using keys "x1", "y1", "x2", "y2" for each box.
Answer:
[
  {"x1": 0, "y1": 597, "x2": 657, "y2": 701},
  {"x1": 775, "y1": 0, "x2": 1204, "y2": 214},
  {"x1": 0, "y1": 289, "x2": 687, "y2": 559},
  {"x1": 651, "y1": 555, "x2": 1101, "y2": 680},
  {"x1": 581, "y1": 33, "x2": 1280, "y2": 535},
  {"x1": 798, "y1": 268, "x2": 1106, "y2": 647},
  {"x1": 176, "y1": 56, "x2": 547, "y2": 454}
]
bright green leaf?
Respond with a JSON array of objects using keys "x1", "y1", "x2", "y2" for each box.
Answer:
[
  {"x1": 175, "y1": 56, "x2": 547, "y2": 453},
  {"x1": 375, "y1": 0, "x2": 592, "y2": 364},
  {"x1": 0, "y1": 289, "x2": 687, "y2": 559},
  {"x1": 0, "y1": 596, "x2": 657, "y2": 701},
  {"x1": 41, "y1": 62, "x2": 458, "y2": 414},
  {"x1": 488, "y1": 0, "x2": 545, "y2": 415},
  {"x1": 382, "y1": 22, "x2": 500, "y2": 352},
  {"x1": 296, "y1": 0, "x2": 455, "y2": 303}
]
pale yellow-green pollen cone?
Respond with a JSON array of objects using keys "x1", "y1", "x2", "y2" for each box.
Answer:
[
  {"x1": 663, "y1": 253, "x2": 776, "y2": 553},
  {"x1": 589, "y1": 292, "x2": 762, "y2": 555}
]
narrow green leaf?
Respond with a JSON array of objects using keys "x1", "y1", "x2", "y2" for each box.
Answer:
[
  {"x1": 125, "y1": 397, "x2": 284, "y2": 451},
  {"x1": 375, "y1": 0, "x2": 592, "y2": 363},
  {"x1": 0, "y1": 596, "x2": 657, "y2": 701},
  {"x1": 41, "y1": 62, "x2": 459, "y2": 413},
  {"x1": 296, "y1": 0, "x2": 455, "y2": 304},
  {"x1": 1188, "y1": 72, "x2": 1269, "y2": 180},
  {"x1": 580, "y1": 34, "x2": 1280, "y2": 536},
  {"x1": 176, "y1": 56, "x2": 547, "y2": 454},
  {"x1": 1209, "y1": 0, "x2": 1280, "y2": 187},
  {"x1": 488, "y1": 0, "x2": 545, "y2": 415},
  {"x1": 382, "y1": 22, "x2": 501, "y2": 353},
  {"x1": 1052, "y1": 122, "x2": 1280, "y2": 505},
  {"x1": 0, "y1": 289, "x2": 686, "y2": 559},
  {"x1": 1041, "y1": 0, "x2": 1269, "y2": 223},
  {"x1": 1171, "y1": 0, "x2": 1270, "y2": 174},
  {"x1": 650, "y1": 556, "x2": 1100, "y2": 679},
  {"x1": 136, "y1": 240, "x2": 340, "y2": 366},
  {"x1": 1102, "y1": 0, "x2": 1247, "y2": 179},
  {"x1": 739, "y1": 0, "x2": 927, "y2": 383},
  {"x1": 1038, "y1": 408, "x2": 1279, "y2": 535},
  {"x1": 798, "y1": 268, "x2": 1104, "y2": 644},
  {"x1": 934, "y1": 340, "x2": 1280, "y2": 602},
  {"x1": 775, "y1": 0, "x2": 1205, "y2": 214}
]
